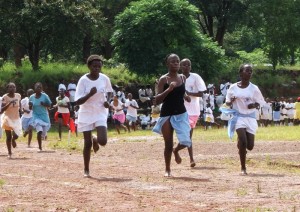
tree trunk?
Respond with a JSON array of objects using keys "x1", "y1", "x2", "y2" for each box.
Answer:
[
  {"x1": 0, "y1": 47, "x2": 8, "y2": 60},
  {"x1": 290, "y1": 49, "x2": 295, "y2": 65},
  {"x1": 13, "y1": 44, "x2": 26, "y2": 68},
  {"x1": 28, "y1": 42, "x2": 40, "y2": 71},
  {"x1": 102, "y1": 40, "x2": 114, "y2": 59},
  {"x1": 82, "y1": 33, "x2": 92, "y2": 63}
]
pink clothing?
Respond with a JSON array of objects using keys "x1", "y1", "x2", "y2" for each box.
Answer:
[
  {"x1": 113, "y1": 113, "x2": 126, "y2": 124},
  {"x1": 188, "y1": 115, "x2": 199, "y2": 128}
]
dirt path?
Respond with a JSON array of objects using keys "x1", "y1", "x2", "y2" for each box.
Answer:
[{"x1": 1, "y1": 137, "x2": 300, "y2": 211}]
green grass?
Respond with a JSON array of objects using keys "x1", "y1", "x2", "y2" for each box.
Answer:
[{"x1": 1, "y1": 125, "x2": 300, "y2": 152}]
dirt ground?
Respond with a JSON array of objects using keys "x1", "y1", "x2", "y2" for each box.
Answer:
[{"x1": 1, "y1": 135, "x2": 300, "y2": 211}]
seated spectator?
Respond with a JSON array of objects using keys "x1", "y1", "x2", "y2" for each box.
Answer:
[{"x1": 139, "y1": 112, "x2": 151, "y2": 130}]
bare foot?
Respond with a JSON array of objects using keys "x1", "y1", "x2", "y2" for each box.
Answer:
[
  {"x1": 190, "y1": 161, "x2": 196, "y2": 168},
  {"x1": 173, "y1": 149, "x2": 182, "y2": 164},
  {"x1": 164, "y1": 171, "x2": 172, "y2": 177},
  {"x1": 12, "y1": 139, "x2": 17, "y2": 148}
]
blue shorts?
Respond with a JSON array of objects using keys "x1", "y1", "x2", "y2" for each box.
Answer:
[
  {"x1": 126, "y1": 115, "x2": 137, "y2": 123},
  {"x1": 152, "y1": 112, "x2": 191, "y2": 147}
]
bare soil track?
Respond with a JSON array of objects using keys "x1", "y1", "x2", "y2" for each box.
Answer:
[{"x1": 1, "y1": 136, "x2": 300, "y2": 211}]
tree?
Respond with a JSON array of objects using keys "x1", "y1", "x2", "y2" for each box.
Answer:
[
  {"x1": 250, "y1": 0, "x2": 300, "y2": 69},
  {"x1": 188, "y1": 0, "x2": 248, "y2": 46},
  {"x1": 111, "y1": 0, "x2": 224, "y2": 81},
  {"x1": 0, "y1": 0, "x2": 104, "y2": 70}
]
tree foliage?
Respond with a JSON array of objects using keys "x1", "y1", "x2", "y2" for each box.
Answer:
[{"x1": 111, "y1": 0, "x2": 224, "y2": 81}]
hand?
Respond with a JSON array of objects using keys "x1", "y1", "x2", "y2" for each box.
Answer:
[
  {"x1": 103, "y1": 101, "x2": 109, "y2": 108},
  {"x1": 168, "y1": 81, "x2": 177, "y2": 91},
  {"x1": 230, "y1": 96, "x2": 237, "y2": 103},
  {"x1": 29, "y1": 101, "x2": 33, "y2": 107},
  {"x1": 184, "y1": 95, "x2": 191, "y2": 103},
  {"x1": 89, "y1": 87, "x2": 97, "y2": 96}
]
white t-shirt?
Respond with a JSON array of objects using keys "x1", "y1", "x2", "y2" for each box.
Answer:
[
  {"x1": 110, "y1": 100, "x2": 124, "y2": 115},
  {"x1": 67, "y1": 83, "x2": 77, "y2": 102},
  {"x1": 56, "y1": 96, "x2": 70, "y2": 113},
  {"x1": 286, "y1": 102, "x2": 294, "y2": 116},
  {"x1": 205, "y1": 107, "x2": 214, "y2": 122},
  {"x1": 75, "y1": 73, "x2": 113, "y2": 125},
  {"x1": 184, "y1": 73, "x2": 206, "y2": 116},
  {"x1": 261, "y1": 102, "x2": 272, "y2": 115},
  {"x1": 226, "y1": 82, "x2": 265, "y2": 114},
  {"x1": 21, "y1": 97, "x2": 33, "y2": 118},
  {"x1": 139, "y1": 114, "x2": 150, "y2": 125},
  {"x1": 125, "y1": 99, "x2": 139, "y2": 117}
]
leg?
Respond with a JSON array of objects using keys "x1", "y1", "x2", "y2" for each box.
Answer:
[
  {"x1": 37, "y1": 131, "x2": 42, "y2": 151},
  {"x1": 28, "y1": 129, "x2": 33, "y2": 147},
  {"x1": 58, "y1": 118, "x2": 63, "y2": 140},
  {"x1": 5, "y1": 130, "x2": 12, "y2": 157},
  {"x1": 161, "y1": 119, "x2": 174, "y2": 177},
  {"x1": 246, "y1": 132, "x2": 255, "y2": 151},
  {"x1": 83, "y1": 131, "x2": 92, "y2": 177},
  {"x1": 236, "y1": 128, "x2": 248, "y2": 174},
  {"x1": 11, "y1": 131, "x2": 18, "y2": 148},
  {"x1": 187, "y1": 129, "x2": 195, "y2": 167},
  {"x1": 95, "y1": 126, "x2": 108, "y2": 146}
]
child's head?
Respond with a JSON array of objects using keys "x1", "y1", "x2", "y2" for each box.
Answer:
[
  {"x1": 27, "y1": 88, "x2": 34, "y2": 97},
  {"x1": 7, "y1": 82, "x2": 16, "y2": 94},
  {"x1": 127, "y1": 93, "x2": 133, "y2": 100}
]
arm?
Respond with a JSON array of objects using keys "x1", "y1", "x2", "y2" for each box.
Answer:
[
  {"x1": 76, "y1": 87, "x2": 97, "y2": 105},
  {"x1": 154, "y1": 76, "x2": 176, "y2": 105}
]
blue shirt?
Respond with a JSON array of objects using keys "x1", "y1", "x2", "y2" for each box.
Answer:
[{"x1": 29, "y1": 93, "x2": 52, "y2": 124}]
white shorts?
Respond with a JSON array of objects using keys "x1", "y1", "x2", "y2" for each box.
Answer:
[
  {"x1": 77, "y1": 120, "x2": 107, "y2": 132},
  {"x1": 235, "y1": 117, "x2": 258, "y2": 135}
]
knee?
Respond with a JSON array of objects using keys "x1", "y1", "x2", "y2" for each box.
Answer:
[
  {"x1": 98, "y1": 138, "x2": 107, "y2": 146},
  {"x1": 247, "y1": 143, "x2": 254, "y2": 151}
]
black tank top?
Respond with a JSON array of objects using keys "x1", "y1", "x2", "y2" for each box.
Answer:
[{"x1": 160, "y1": 77, "x2": 186, "y2": 117}]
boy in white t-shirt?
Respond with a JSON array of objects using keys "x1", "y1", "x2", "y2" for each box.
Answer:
[
  {"x1": 75, "y1": 55, "x2": 113, "y2": 178},
  {"x1": 21, "y1": 89, "x2": 34, "y2": 147},
  {"x1": 124, "y1": 93, "x2": 139, "y2": 132},
  {"x1": 181, "y1": 58, "x2": 206, "y2": 167}
]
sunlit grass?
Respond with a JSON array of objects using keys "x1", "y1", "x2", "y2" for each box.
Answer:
[{"x1": 1, "y1": 125, "x2": 300, "y2": 151}]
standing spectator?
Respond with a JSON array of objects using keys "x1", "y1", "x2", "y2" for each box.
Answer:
[
  {"x1": 1, "y1": 82, "x2": 22, "y2": 158},
  {"x1": 53, "y1": 89, "x2": 70, "y2": 141},
  {"x1": 75, "y1": 54, "x2": 113, "y2": 177},
  {"x1": 204, "y1": 103, "x2": 214, "y2": 130},
  {"x1": 181, "y1": 58, "x2": 206, "y2": 168},
  {"x1": 138, "y1": 85, "x2": 151, "y2": 108},
  {"x1": 67, "y1": 78, "x2": 77, "y2": 112},
  {"x1": 116, "y1": 86, "x2": 126, "y2": 103},
  {"x1": 294, "y1": 97, "x2": 300, "y2": 125},
  {"x1": 272, "y1": 97, "x2": 281, "y2": 126},
  {"x1": 260, "y1": 97, "x2": 272, "y2": 127},
  {"x1": 152, "y1": 53, "x2": 192, "y2": 177},
  {"x1": 124, "y1": 93, "x2": 139, "y2": 132},
  {"x1": 286, "y1": 97, "x2": 295, "y2": 126},
  {"x1": 29, "y1": 82, "x2": 52, "y2": 152},
  {"x1": 21, "y1": 88, "x2": 34, "y2": 147},
  {"x1": 224, "y1": 64, "x2": 265, "y2": 175},
  {"x1": 145, "y1": 84, "x2": 153, "y2": 98},
  {"x1": 150, "y1": 99, "x2": 161, "y2": 127}
]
